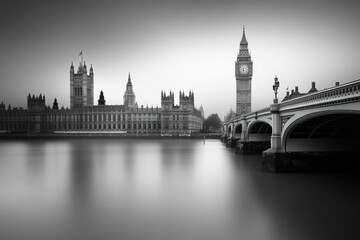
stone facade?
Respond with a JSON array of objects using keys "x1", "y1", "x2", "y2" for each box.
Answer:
[
  {"x1": 0, "y1": 61, "x2": 203, "y2": 136},
  {"x1": 160, "y1": 91, "x2": 203, "y2": 135}
]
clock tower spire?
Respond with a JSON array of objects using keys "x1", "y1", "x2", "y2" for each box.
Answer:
[
  {"x1": 240, "y1": 26, "x2": 248, "y2": 48},
  {"x1": 235, "y1": 26, "x2": 253, "y2": 115}
]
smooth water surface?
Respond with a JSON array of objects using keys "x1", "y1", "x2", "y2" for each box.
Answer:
[{"x1": 0, "y1": 139, "x2": 359, "y2": 240}]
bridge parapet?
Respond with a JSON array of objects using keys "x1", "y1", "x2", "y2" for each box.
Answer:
[
  {"x1": 230, "y1": 107, "x2": 270, "y2": 124},
  {"x1": 280, "y1": 79, "x2": 360, "y2": 110}
]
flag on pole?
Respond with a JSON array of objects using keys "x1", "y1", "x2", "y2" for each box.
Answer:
[{"x1": 79, "y1": 50, "x2": 83, "y2": 56}]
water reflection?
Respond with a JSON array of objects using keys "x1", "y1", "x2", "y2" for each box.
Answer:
[{"x1": 0, "y1": 139, "x2": 359, "y2": 240}]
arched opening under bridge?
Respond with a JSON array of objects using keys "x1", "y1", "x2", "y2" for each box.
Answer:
[
  {"x1": 282, "y1": 113, "x2": 360, "y2": 171},
  {"x1": 235, "y1": 124, "x2": 242, "y2": 139},
  {"x1": 284, "y1": 113, "x2": 360, "y2": 152},
  {"x1": 241, "y1": 121, "x2": 272, "y2": 154},
  {"x1": 248, "y1": 121, "x2": 272, "y2": 142}
]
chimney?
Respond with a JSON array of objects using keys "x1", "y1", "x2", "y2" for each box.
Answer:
[
  {"x1": 335, "y1": 82, "x2": 340, "y2": 86},
  {"x1": 295, "y1": 86, "x2": 299, "y2": 93},
  {"x1": 286, "y1": 91, "x2": 289, "y2": 96},
  {"x1": 291, "y1": 89, "x2": 294, "y2": 94},
  {"x1": 308, "y1": 81, "x2": 318, "y2": 93}
]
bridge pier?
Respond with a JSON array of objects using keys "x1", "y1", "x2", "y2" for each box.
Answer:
[
  {"x1": 226, "y1": 137, "x2": 238, "y2": 148},
  {"x1": 262, "y1": 149, "x2": 290, "y2": 172},
  {"x1": 262, "y1": 103, "x2": 290, "y2": 172},
  {"x1": 236, "y1": 141, "x2": 271, "y2": 154},
  {"x1": 235, "y1": 118, "x2": 247, "y2": 153}
]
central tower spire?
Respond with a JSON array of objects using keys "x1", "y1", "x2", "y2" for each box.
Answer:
[
  {"x1": 126, "y1": 72, "x2": 133, "y2": 91},
  {"x1": 124, "y1": 72, "x2": 136, "y2": 108}
]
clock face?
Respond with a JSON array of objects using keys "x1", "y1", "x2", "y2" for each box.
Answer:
[{"x1": 240, "y1": 64, "x2": 249, "y2": 75}]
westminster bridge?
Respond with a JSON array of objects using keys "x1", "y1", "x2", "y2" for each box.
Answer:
[{"x1": 223, "y1": 78, "x2": 360, "y2": 172}]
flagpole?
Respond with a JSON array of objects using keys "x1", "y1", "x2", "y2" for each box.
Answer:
[{"x1": 79, "y1": 50, "x2": 83, "y2": 66}]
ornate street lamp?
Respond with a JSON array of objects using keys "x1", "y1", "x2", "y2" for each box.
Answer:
[{"x1": 272, "y1": 76, "x2": 280, "y2": 103}]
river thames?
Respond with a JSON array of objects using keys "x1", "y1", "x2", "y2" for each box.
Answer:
[{"x1": 0, "y1": 139, "x2": 359, "y2": 240}]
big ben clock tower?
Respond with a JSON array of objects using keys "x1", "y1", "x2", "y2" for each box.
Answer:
[{"x1": 235, "y1": 26, "x2": 253, "y2": 115}]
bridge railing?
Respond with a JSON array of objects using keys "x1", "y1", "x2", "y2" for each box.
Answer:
[
  {"x1": 229, "y1": 107, "x2": 270, "y2": 124},
  {"x1": 243, "y1": 107, "x2": 270, "y2": 118},
  {"x1": 280, "y1": 79, "x2": 360, "y2": 109}
]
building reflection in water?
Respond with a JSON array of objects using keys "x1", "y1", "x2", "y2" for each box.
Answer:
[{"x1": 0, "y1": 139, "x2": 359, "y2": 240}]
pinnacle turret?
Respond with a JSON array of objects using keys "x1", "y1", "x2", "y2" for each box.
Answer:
[
  {"x1": 53, "y1": 98, "x2": 59, "y2": 110},
  {"x1": 98, "y1": 90, "x2": 105, "y2": 106}
]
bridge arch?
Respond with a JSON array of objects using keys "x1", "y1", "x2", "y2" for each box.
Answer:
[
  {"x1": 234, "y1": 123, "x2": 242, "y2": 139},
  {"x1": 282, "y1": 110, "x2": 360, "y2": 152},
  {"x1": 246, "y1": 120, "x2": 272, "y2": 142}
]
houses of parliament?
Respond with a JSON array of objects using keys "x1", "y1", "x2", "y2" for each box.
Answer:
[{"x1": 0, "y1": 59, "x2": 203, "y2": 135}]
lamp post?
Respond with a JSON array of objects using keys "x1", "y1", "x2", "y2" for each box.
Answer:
[
  {"x1": 272, "y1": 76, "x2": 280, "y2": 103},
  {"x1": 263, "y1": 75, "x2": 284, "y2": 172}
]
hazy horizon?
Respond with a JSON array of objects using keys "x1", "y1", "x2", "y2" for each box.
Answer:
[{"x1": 1, "y1": 0, "x2": 359, "y2": 118}]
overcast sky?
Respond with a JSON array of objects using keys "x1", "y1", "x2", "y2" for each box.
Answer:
[{"x1": 0, "y1": 0, "x2": 359, "y2": 118}]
